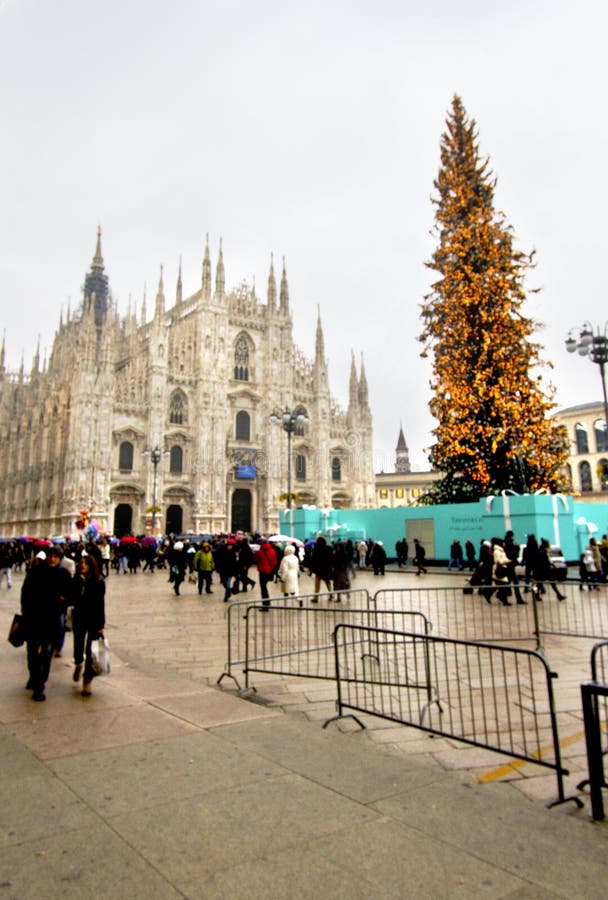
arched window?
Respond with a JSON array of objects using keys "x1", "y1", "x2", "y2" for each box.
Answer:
[
  {"x1": 118, "y1": 441, "x2": 134, "y2": 471},
  {"x1": 294, "y1": 406, "x2": 308, "y2": 436},
  {"x1": 331, "y1": 457, "x2": 342, "y2": 482},
  {"x1": 170, "y1": 445, "x2": 183, "y2": 474},
  {"x1": 169, "y1": 391, "x2": 187, "y2": 425},
  {"x1": 575, "y1": 422, "x2": 589, "y2": 455},
  {"x1": 236, "y1": 410, "x2": 251, "y2": 441},
  {"x1": 295, "y1": 454, "x2": 306, "y2": 481},
  {"x1": 598, "y1": 459, "x2": 608, "y2": 490},
  {"x1": 234, "y1": 336, "x2": 249, "y2": 381},
  {"x1": 595, "y1": 419, "x2": 608, "y2": 453},
  {"x1": 580, "y1": 460, "x2": 593, "y2": 492}
]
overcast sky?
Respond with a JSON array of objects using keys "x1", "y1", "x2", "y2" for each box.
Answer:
[{"x1": 1, "y1": 0, "x2": 606, "y2": 471}]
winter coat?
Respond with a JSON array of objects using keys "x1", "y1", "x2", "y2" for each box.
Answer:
[
  {"x1": 278, "y1": 546, "x2": 299, "y2": 594},
  {"x1": 72, "y1": 574, "x2": 105, "y2": 636},
  {"x1": 255, "y1": 541, "x2": 278, "y2": 575}
]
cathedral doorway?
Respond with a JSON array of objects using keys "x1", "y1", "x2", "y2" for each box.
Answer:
[
  {"x1": 166, "y1": 504, "x2": 183, "y2": 535},
  {"x1": 231, "y1": 489, "x2": 251, "y2": 533},
  {"x1": 113, "y1": 503, "x2": 133, "y2": 537}
]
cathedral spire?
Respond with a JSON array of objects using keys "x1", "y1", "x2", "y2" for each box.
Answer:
[
  {"x1": 349, "y1": 350, "x2": 358, "y2": 405},
  {"x1": 358, "y1": 352, "x2": 369, "y2": 408},
  {"x1": 176, "y1": 256, "x2": 183, "y2": 305},
  {"x1": 202, "y1": 233, "x2": 212, "y2": 300},
  {"x1": 84, "y1": 225, "x2": 109, "y2": 329},
  {"x1": 141, "y1": 283, "x2": 147, "y2": 325},
  {"x1": 267, "y1": 253, "x2": 277, "y2": 309},
  {"x1": 214, "y1": 238, "x2": 225, "y2": 300},
  {"x1": 31, "y1": 337, "x2": 40, "y2": 375},
  {"x1": 0, "y1": 331, "x2": 5, "y2": 373},
  {"x1": 279, "y1": 257, "x2": 289, "y2": 313},
  {"x1": 315, "y1": 306, "x2": 326, "y2": 365},
  {"x1": 155, "y1": 265, "x2": 165, "y2": 318},
  {"x1": 92, "y1": 224, "x2": 104, "y2": 271}
]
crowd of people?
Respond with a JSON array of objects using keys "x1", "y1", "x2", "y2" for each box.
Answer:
[{"x1": 6, "y1": 525, "x2": 602, "y2": 703}]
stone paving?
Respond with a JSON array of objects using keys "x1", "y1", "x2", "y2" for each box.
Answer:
[
  {"x1": 6, "y1": 562, "x2": 597, "y2": 805},
  {"x1": 1, "y1": 562, "x2": 608, "y2": 897}
]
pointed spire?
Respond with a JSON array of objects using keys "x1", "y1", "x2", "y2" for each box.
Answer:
[
  {"x1": 202, "y1": 233, "x2": 212, "y2": 300},
  {"x1": 92, "y1": 224, "x2": 104, "y2": 271},
  {"x1": 395, "y1": 422, "x2": 411, "y2": 473},
  {"x1": 155, "y1": 265, "x2": 165, "y2": 317},
  {"x1": 214, "y1": 238, "x2": 225, "y2": 299},
  {"x1": 141, "y1": 283, "x2": 147, "y2": 325},
  {"x1": 315, "y1": 306, "x2": 326, "y2": 364},
  {"x1": 358, "y1": 352, "x2": 369, "y2": 407},
  {"x1": 176, "y1": 256, "x2": 183, "y2": 305},
  {"x1": 18, "y1": 353, "x2": 24, "y2": 383},
  {"x1": 31, "y1": 336, "x2": 40, "y2": 374},
  {"x1": 66, "y1": 297, "x2": 71, "y2": 323},
  {"x1": 349, "y1": 350, "x2": 358, "y2": 403},
  {"x1": 396, "y1": 422, "x2": 408, "y2": 451},
  {"x1": 267, "y1": 253, "x2": 277, "y2": 309},
  {"x1": 0, "y1": 330, "x2": 5, "y2": 372},
  {"x1": 279, "y1": 257, "x2": 289, "y2": 313}
]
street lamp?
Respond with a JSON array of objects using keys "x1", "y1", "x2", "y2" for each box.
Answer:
[
  {"x1": 270, "y1": 407, "x2": 309, "y2": 535},
  {"x1": 142, "y1": 444, "x2": 168, "y2": 535},
  {"x1": 565, "y1": 322, "x2": 608, "y2": 429}
]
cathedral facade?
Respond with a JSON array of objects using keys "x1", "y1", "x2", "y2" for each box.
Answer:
[{"x1": 0, "y1": 231, "x2": 375, "y2": 537}]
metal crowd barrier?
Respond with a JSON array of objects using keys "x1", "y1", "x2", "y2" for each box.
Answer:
[
  {"x1": 532, "y1": 582, "x2": 608, "y2": 646},
  {"x1": 372, "y1": 586, "x2": 538, "y2": 644},
  {"x1": 216, "y1": 588, "x2": 371, "y2": 691},
  {"x1": 373, "y1": 583, "x2": 608, "y2": 650},
  {"x1": 325, "y1": 624, "x2": 583, "y2": 810},
  {"x1": 579, "y1": 640, "x2": 608, "y2": 820},
  {"x1": 242, "y1": 605, "x2": 431, "y2": 692}
]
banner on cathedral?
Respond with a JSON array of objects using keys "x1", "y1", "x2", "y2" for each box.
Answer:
[{"x1": 236, "y1": 449, "x2": 257, "y2": 479}]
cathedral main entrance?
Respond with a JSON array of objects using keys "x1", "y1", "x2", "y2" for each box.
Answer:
[
  {"x1": 231, "y1": 489, "x2": 251, "y2": 533},
  {"x1": 166, "y1": 504, "x2": 183, "y2": 535},
  {"x1": 113, "y1": 503, "x2": 133, "y2": 537}
]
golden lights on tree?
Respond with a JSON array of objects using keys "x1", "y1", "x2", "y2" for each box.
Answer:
[{"x1": 419, "y1": 95, "x2": 569, "y2": 504}]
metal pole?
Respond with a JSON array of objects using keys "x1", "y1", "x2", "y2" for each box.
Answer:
[
  {"x1": 287, "y1": 427, "x2": 293, "y2": 537},
  {"x1": 152, "y1": 453, "x2": 158, "y2": 535}
]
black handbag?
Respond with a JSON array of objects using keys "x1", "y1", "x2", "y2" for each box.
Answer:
[{"x1": 8, "y1": 613, "x2": 26, "y2": 647}]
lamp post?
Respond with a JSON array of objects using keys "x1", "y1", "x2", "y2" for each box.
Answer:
[
  {"x1": 142, "y1": 445, "x2": 166, "y2": 535},
  {"x1": 565, "y1": 323, "x2": 608, "y2": 430},
  {"x1": 270, "y1": 407, "x2": 309, "y2": 536}
]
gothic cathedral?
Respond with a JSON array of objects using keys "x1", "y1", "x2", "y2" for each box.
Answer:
[{"x1": 0, "y1": 231, "x2": 375, "y2": 537}]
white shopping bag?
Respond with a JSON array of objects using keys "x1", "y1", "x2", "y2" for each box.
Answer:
[{"x1": 91, "y1": 637, "x2": 110, "y2": 675}]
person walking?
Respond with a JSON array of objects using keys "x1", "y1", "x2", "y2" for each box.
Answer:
[
  {"x1": 533, "y1": 538, "x2": 566, "y2": 601},
  {"x1": 503, "y1": 530, "x2": 525, "y2": 604},
  {"x1": 413, "y1": 538, "x2": 427, "y2": 575},
  {"x1": 465, "y1": 539, "x2": 476, "y2": 572},
  {"x1": 278, "y1": 544, "x2": 299, "y2": 597},
  {"x1": 448, "y1": 539, "x2": 464, "y2": 571},
  {"x1": 370, "y1": 540, "x2": 387, "y2": 576},
  {"x1": 255, "y1": 539, "x2": 278, "y2": 608},
  {"x1": 310, "y1": 535, "x2": 334, "y2": 599},
  {"x1": 492, "y1": 539, "x2": 512, "y2": 606},
  {"x1": 0, "y1": 541, "x2": 13, "y2": 589},
  {"x1": 168, "y1": 541, "x2": 187, "y2": 596},
  {"x1": 72, "y1": 555, "x2": 106, "y2": 697},
  {"x1": 237, "y1": 537, "x2": 256, "y2": 592},
  {"x1": 21, "y1": 549, "x2": 71, "y2": 702},
  {"x1": 193, "y1": 541, "x2": 215, "y2": 594}
]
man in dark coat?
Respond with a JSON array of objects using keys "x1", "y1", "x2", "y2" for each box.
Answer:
[{"x1": 21, "y1": 548, "x2": 72, "y2": 701}]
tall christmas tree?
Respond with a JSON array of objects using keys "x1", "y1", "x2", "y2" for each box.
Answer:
[{"x1": 419, "y1": 96, "x2": 568, "y2": 504}]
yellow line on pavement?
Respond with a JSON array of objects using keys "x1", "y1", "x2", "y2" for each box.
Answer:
[{"x1": 475, "y1": 729, "x2": 587, "y2": 783}]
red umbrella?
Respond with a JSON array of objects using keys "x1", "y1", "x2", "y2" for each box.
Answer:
[
  {"x1": 119, "y1": 535, "x2": 138, "y2": 543},
  {"x1": 34, "y1": 539, "x2": 53, "y2": 547}
]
